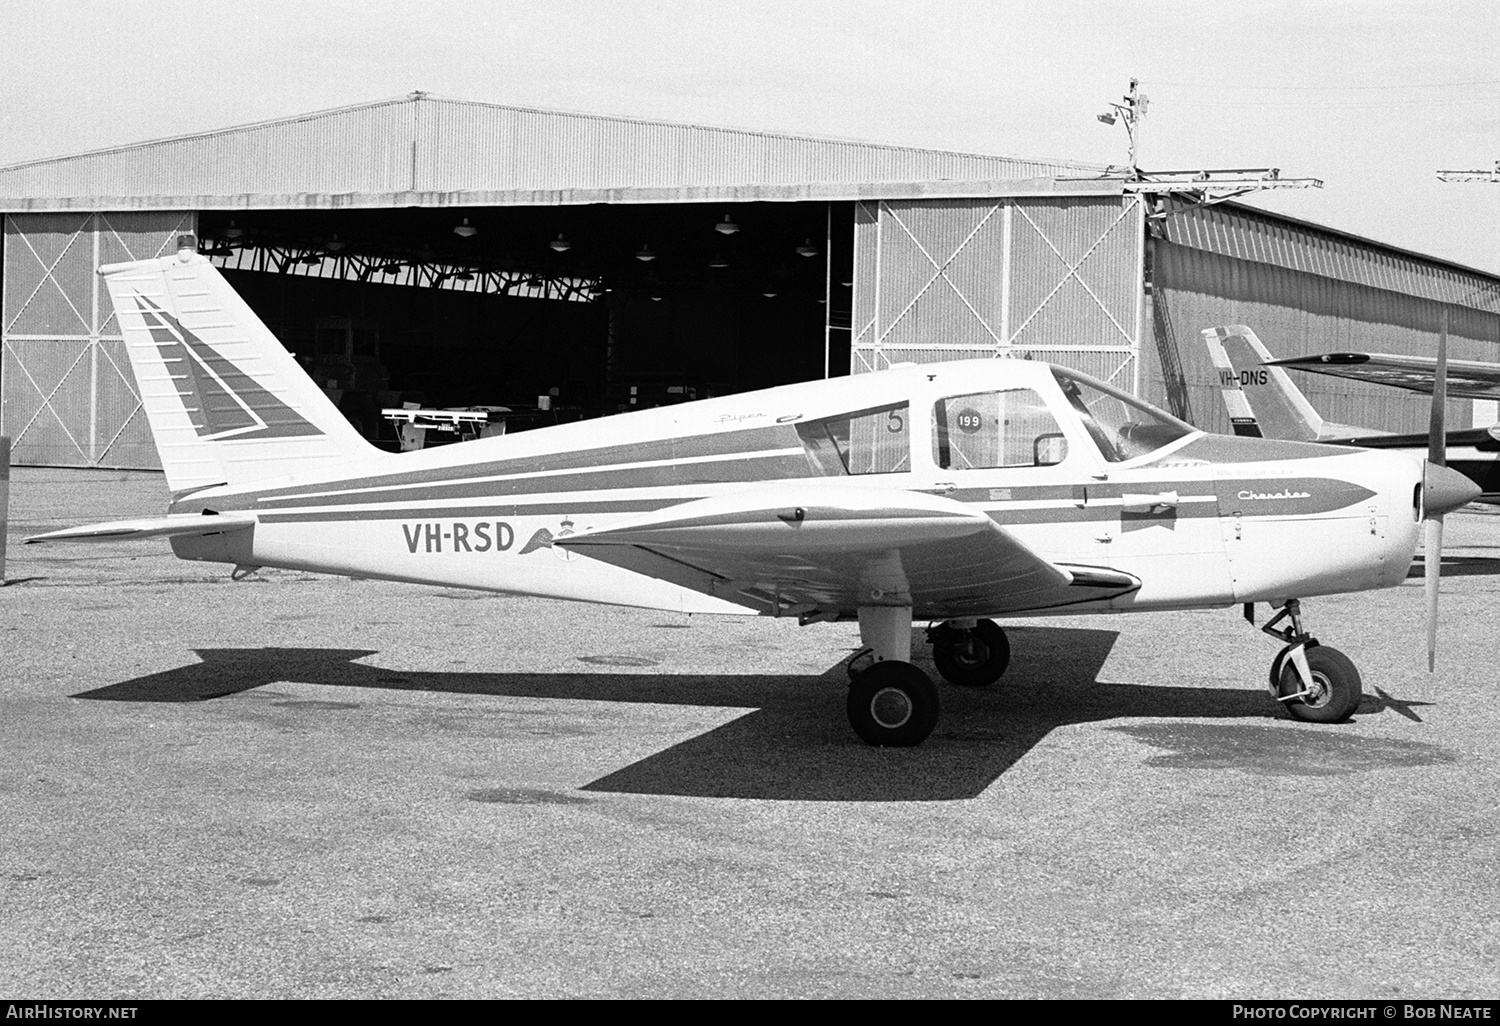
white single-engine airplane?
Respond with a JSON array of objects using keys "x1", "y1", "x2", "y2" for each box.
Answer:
[{"x1": 28, "y1": 241, "x2": 1480, "y2": 745}]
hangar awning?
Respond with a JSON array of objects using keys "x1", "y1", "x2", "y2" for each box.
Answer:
[
  {"x1": 0, "y1": 92, "x2": 1114, "y2": 212},
  {"x1": 0, "y1": 176, "x2": 1124, "y2": 213}
]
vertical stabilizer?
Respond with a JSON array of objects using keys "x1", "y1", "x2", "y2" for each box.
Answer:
[
  {"x1": 102, "y1": 242, "x2": 382, "y2": 493},
  {"x1": 1201, "y1": 326, "x2": 1327, "y2": 442}
]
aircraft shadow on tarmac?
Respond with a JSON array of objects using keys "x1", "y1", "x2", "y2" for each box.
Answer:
[
  {"x1": 1406, "y1": 554, "x2": 1500, "y2": 579},
  {"x1": 68, "y1": 624, "x2": 1389, "y2": 801}
]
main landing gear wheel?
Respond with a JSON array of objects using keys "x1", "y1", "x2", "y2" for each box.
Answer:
[
  {"x1": 929, "y1": 619, "x2": 1010, "y2": 687},
  {"x1": 1275, "y1": 644, "x2": 1362, "y2": 724},
  {"x1": 847, "y1": 662, "x2": 939, "y2": 747}
]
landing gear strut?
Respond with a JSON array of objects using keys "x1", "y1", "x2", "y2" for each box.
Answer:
[
  {"x1": 1257, "y1": 600, "x2": 1363, "y2": 723},
  {"x1": 927, "y1": 619, "x2": 1011, "y2": 687}
]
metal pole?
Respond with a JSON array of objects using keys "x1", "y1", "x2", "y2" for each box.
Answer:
[
  {"x1": 1127, "y1": 78, "x2": 1142, "y2": 171},
  {"x1": 0, "y1": 436, "x2": 11, "y2": 583},
  {"x1": 823, "y1": 203, "x2": 832, "y2": 379}
]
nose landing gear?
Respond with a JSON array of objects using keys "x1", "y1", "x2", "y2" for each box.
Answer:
[{"x1": 1256, "y1": 600, "x2": 1363, "y2": 723}]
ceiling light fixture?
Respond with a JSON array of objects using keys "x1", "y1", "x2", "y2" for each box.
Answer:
[
  {"x1": 453, "y1": 217, "x2": 478, "y2": 238},
  {"x1": 550, "y1": 234, "x2": 572, "y2": 252},
  {"x1": 635, "y1": 243, "x2": 656, "y2": 262},
  {"x1": 326, "y1": 235, "x2": 346, "y2": 253},
  {"x1": 221, "y1": 221, "x2": 243, "y2": 240},
  {"x1": 708, "y1": 253, "x2": 729, "y2": 269},
  {"x1": 796, "y1": 238, "x2": 820, "y2": 258},
  {"x1": 715, "y1": 213, "x2": 739, "y2": 235}
]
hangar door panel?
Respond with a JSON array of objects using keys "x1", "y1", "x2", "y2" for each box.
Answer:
[
  {"x1": 852, "y1": 195, "x2": 1144, "y2": 394},
  {"x1": 2, "y1": 212, "x2": 193, "y2": 468}
]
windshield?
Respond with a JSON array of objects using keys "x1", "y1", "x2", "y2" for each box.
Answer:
[{"x1": 1052, "y1": 370, "x2": 1196, "y2": 462}]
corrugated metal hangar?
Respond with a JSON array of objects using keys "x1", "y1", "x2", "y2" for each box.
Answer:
[{"x1": 2, "y1": 92, "x2": 1497, "y2": 470}]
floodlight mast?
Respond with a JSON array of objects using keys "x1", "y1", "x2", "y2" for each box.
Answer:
[
  {"x1": 1091, "y1": 78, "x2": 1322, "y2": 208},
  {"x1": 1098, "y1": 77, "x2": 1147, "y2": 173}
]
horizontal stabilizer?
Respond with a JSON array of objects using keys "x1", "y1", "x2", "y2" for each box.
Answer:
[{"x1": 26, "y1": 513, "x2": 254, "y2": 544}]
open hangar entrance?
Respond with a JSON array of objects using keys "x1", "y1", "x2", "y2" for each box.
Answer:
[
  {"x1": 195, "y1": 202, "x2": 854, "y2": 444},
  {"x1": 4, "y1": 183, "x2": 1153, "y2": 471}
]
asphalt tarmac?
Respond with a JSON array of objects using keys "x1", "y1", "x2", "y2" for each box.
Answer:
[{"x1": 3, "y1": 468, "x2": 1498, "y2": 999}]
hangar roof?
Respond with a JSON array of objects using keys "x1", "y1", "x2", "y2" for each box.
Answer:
[{"x1": 0, "y1": 92, "x2": 1116, "y2": 211}]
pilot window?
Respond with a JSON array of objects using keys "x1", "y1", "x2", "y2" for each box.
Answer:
[
  {"x1": 931, "y1": 389, "x2": 1067, "y2": 470},
  {"x1": 796, "y1": 403, "x2": 911, "y2": 475},
  {"x1": 1052, "y1": 370, "x2": 1195, "y2": 462}
]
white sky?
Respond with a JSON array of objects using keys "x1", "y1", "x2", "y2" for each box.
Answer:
[{"x1": 3, "y1": 0, "x2": 1497, "y2": 271}]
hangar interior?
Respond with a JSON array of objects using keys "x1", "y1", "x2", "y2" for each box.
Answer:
[
  {"x1": 197, "y1": 202, "x2": 854, "y2": 439},
  {"x1": 2, "y1": 92, "x2": 1498, "y2": 470}
]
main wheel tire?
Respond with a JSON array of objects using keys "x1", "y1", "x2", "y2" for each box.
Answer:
[
  {"x1": 847, "y1": 661, "x2": 939, "y2": 746},
  {"x1": 1276, "y1": 644, "x2": 1362, "y2": 724},
  {"x1": 931, "y1": 619, "x2": 1011, "y2": 687}
]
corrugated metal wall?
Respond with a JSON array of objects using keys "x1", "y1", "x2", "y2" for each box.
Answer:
[
  {"x1": 851, "y1": 195, "x2": 1145, "y2": 391},
  {"x1": 1, "y1": 211, "x2": 190, "y2": 468},
  {"x1": 1148, "y1": 202, "x2": 1500, "y2": 435}
]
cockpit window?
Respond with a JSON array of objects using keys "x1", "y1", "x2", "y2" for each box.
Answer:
[
  {"x1": 796, "y1": 403, "x2": 910, "y2": 475},
  {"x1": 932, "y1": 389, "x2": 1068, "y2": 469},
  {"x1": 1053, "y1": 370, "x2": 1195, "y2": 462}
]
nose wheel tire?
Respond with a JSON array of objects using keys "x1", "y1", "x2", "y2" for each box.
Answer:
[
  {"x1": 1275, "y1": 644, "x2": 1362, "y2": 724},
  {"x1": 847, "y1": 661, "x2": 939, "y2": 747},
  {"x1": 930, "y1": 619, "x2": 1011, "y2": 687}
]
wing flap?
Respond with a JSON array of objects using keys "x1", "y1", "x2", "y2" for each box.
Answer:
[{"x1": 26, "y1": 513, "x2": 254, "y2": 544}]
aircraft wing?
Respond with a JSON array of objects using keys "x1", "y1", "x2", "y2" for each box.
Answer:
[
  {"x1": 556, "y1": 483, "x2": 1138, "y2": 618},
  {"x1": 26, "y1": 513, "x2": 255, "y2": 544},
  {"x1": 1267, "y1": 352, "x2": 1500, "y2": 401}
]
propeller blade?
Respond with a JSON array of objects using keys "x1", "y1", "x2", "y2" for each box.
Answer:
[
  {"x1": 1429, "y1": 311, "x2": 1448, "y2": 468},
  {"x1": 1424, "y1": 516, "x2": 1442, "y2": 672}
]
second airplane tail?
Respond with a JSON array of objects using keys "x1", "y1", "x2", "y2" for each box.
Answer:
[
  {"x1": 102, "y1": 237, "x2": 385, "y2": 495},
  {"x1": 1201, "y1": 325, "x2": 1329, "y2": 441}
]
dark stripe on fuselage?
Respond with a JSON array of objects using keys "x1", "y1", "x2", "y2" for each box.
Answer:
[
  {"x1": 258, "y1": 498, "x2": 680, "y2": 524},
  {"x1": 254, "y1": 475, "x2": 1374, "y2": 528},
  {"x1": 240, "y1": 451, "x2": 811, "y2": 512},
  {"x1": 182, "y1": 423, "x2": 809, "y2": 512}
]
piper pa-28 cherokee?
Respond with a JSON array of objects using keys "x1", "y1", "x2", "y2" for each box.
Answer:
[{"x1": 29, "y1": 240, "x2": 1480, "y2": 746}]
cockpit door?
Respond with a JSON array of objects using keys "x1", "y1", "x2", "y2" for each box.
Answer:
[{"x1": 923, "y1": 386, "x2": 1102, "y2": 567}]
